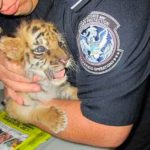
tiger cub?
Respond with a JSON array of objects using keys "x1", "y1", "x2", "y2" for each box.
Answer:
[{"x1": 0, "y1": 20, "x2": 78, "y2": 133}]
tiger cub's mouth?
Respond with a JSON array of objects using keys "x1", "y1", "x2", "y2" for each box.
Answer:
[{"x1": 44, "y1": 68, "x2": 66, "y2": 80}]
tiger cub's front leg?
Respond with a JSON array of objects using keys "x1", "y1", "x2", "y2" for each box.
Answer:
[{"x1": 5, "y1": 98, "x2": 68, "y2": 133}]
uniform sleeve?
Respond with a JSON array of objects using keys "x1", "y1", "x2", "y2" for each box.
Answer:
[
  {"x1": 76, "y1": 7, "x2": 150, "y2": 126},
  {"x1": 78, "y1": 34, "x2": 150, "y2": 125},
  {"x1": 31, "y1": 0, "x2": 54, "y2": 20}
]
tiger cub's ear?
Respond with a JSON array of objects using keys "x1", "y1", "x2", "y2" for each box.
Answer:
[{"x1": 0, "y1": 37, "x2": 25, "y2": 62}]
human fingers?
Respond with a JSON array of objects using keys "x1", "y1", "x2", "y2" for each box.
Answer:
[
  {"x1": 0, "y1": 64, "x2": 41, "y2": 93},
  {"x1": 5, "y1": 87, "x2": 24, "y2": 105},
  {"x1": 32, "y1": 75, "x2": 41, "y2": 82},
  {"x1": 0, "y1": 64, "x2": 32, "y2": 83},
  {"x1": 0, "y1": 53, "x2": 30, "y2": 82},
  {"x1": 1, "y1": 55, "x2": 31, "y2": 81},
  {"x1": 1, "y1": 54, "x2": 41, "y2": 83},
  {"x1": 0, "y1": 52, "x2": 41, "y2": 93},
  {"x1": 3, "y1": 77, "x2": 40, "y2": 93},
  {"x1": 0, "y1": 53, "x2": 39, "y2": 83}
]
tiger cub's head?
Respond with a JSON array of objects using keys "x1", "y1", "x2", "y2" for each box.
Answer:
[{"x1": 0, "y1": 20, "x2": 73, "y2": 84}]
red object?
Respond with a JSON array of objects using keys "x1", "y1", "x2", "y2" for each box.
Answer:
[{"x1": 0, "y1": 0, "x2": 19, "y2": 15}]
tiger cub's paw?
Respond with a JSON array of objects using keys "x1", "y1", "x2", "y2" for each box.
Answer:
[{"x1": 37, "y1": 106, "x2": 68, "y2": 133}]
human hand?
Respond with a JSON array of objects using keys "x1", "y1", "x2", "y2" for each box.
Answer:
[{"x1": 0, "y1": 52, "x2": 41, "y2": 104}]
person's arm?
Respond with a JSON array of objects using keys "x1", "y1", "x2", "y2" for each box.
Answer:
[
  {"x1": 0, "y1": 52, "x2": 132, "y2": 148},
  {"x1": 0, "y1": 0, "x2": 38, "y2": 15},
  {"x1": 33, "y1": 99, "x2": 133, "y2": 148},
  {"x1": 0, "y1": 50, "x2": 132, "y2": 148}
]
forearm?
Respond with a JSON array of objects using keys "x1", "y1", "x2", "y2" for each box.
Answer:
[{"x1": 32, "y1": 99, "x2": 133, "y2": 148}]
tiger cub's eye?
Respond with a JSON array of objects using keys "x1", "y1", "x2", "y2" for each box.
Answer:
[{"x1": 34, "y1": 46, "x2": 47, "y2": 54}]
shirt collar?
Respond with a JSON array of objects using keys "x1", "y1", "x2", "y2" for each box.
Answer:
[{"x1": 65, "y1": 0, "x2": 90, "y2": 11}]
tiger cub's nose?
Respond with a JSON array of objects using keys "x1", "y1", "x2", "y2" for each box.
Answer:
[{"x1": 59, "y1": 57, "x2": 69, "y2": 65}]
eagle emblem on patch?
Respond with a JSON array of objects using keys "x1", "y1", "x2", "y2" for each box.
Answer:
[{"x1": 77, "y1": 11, "x2": 123, "y2": 74}]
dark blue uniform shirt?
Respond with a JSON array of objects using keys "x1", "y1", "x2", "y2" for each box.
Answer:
[
  {"x1": 29, "y1": 0, "x2": 150, "y2": 126},
  {"x1": 0, "y1": 0, "x2": 150, "y2": 127},
  {"x1": 1, "y1": 1, "x2": 150, "y2": 149}
]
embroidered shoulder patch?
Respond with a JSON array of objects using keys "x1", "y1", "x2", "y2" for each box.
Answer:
[{"x1": 77, "y1": 11, "x2": 123, "y2": 74}]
